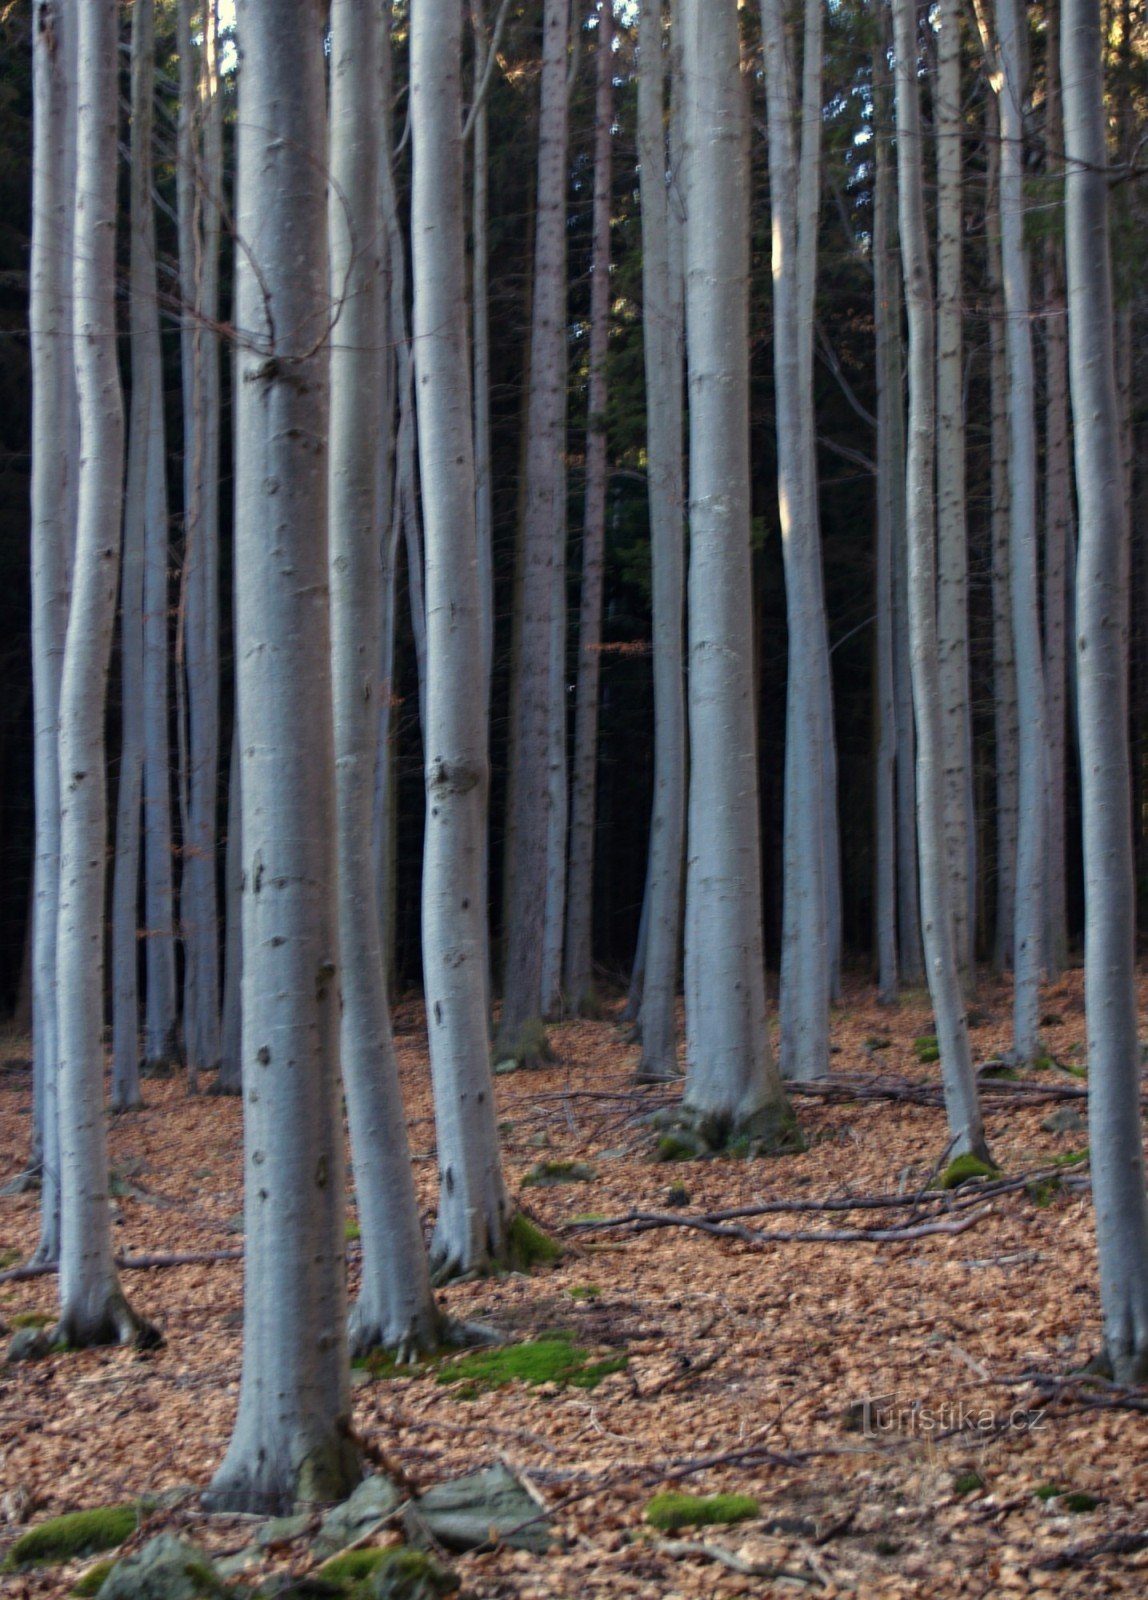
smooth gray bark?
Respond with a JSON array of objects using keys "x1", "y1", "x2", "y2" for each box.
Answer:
[
  {"x1": 498, "y1": 0, "x2": 571, "y2": 1059},
  {"x1": 635, "y1": 0, "x2": 686, "y2": 1080},
  {"x1": 177, "y1": 0, "x2": 223, "y2": 1087},
  {"x1": 55, "y1": 0, "x2": 146, "y2": 1347},
  {"x1": 678, "y1": 0, "x2": 792, "y2": 1143},
  {"x1": 1062, "y1": 0, "x2": 1148, "y2": 1383},
  {"x1": 762, "y1": 0, "x2": 832, "y2": 1081},
  {"x1": 564, "y1": 3, "x2": 614, "y2": 1017},
  {"x1": 207, "y1": 0, "x2": 357, "y2": 1514},
  {"x1": 935, "y1": 0, "x2": 975, "y2": 982},
  {"x1": 218, "y1": 724, "x2": 241, "y2": 1094},
  {"x1": 29, "y1": 0, "x2": 77, "y2": 1267},
  {"x1": 330, "y1": 0, "x2": 439, "y2": 1346},
  {"x1": 995, "y1": 0, "x2": 1047, "y2": 1062},
  {"x1": 892, "y1": 0, "x2": 988, "y2": 1160},
  {"x1": 412, "y1": 0, "x2": 513, "y2": 1280}
]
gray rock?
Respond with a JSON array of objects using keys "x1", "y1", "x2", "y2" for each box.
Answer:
[
  {"x1": 404, "y1": 1463, "x2": 550, "y2": 1554},
  {"x1": 312, "y1": 1474, "x2": 402, "y2": 1558},
  {"x1": 5, "y1": 1326, "x2": 52, "y2": 1364},
  {"x1": 95, "y1": 1534, "x2": 222, "y2": 1600},
  {"x1": 1041, "y1": 1108, "x2": 1087, "y2": 1135},
  {"x1": 255, "y1": 1512, "x2": 313, "y2": 1548}
]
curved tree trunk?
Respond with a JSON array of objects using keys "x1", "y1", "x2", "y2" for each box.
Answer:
[
  {"x1": 1062, "y1": 0, "x2": 1148, "y2": 1383},
  {"x1": 564, "y1": 3, "x2": 614, "y2": 1017},
  {"x1": 207, "y1": 0, "x2": 358, "y2": 1514},
  {"x1": 330, "y1": 0, "x2": 439, "y2": 1348},
  {"x1": 678, "y1": 0, "x2": 793, "y2": 1147},
  {"x1": 29, "y1": 0, "x2": 77, "y2": 1267},
  {"x1": 411, "y1": 0, "x2": 513, "y2": 1281},
  {"x1": 56, "y1": 0, "x2": 148, "y2": 1347},
  {"x1": 892, "y1": 0, "x2": 988, "y2": 1161}
]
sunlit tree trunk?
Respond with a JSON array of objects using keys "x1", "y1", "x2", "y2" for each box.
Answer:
[
  {"x1": 330, "y1": 0, "x2": 439, "y2": 1346},
  {"x1": 892, "y1": 0, "x2": 988, "y2": 1159},
  {"x1": 564, "y1": 2, "x2": 614, "y2": 1017},
  {"x1": 677, "y1": 0, "x2": 793, "y2": 1147},
  {"x1": 412, "y1": 0, "x2": 513, "y2": 1279},
  {"x1": 762, "y1": 0, "x2": 832, "y2": 1082},
  {"x1": 635, "y1": 0, "x2": 687, "y2": 1080},
  {"x1": 55, "y1": 0, "x2": 149, "y2": 1347},
  {"x1": 498, "y1": 0, "x2": 571, "y2": 1060},
  {"x1": 29, "y1": 0, "x2": 77, "y2": 1266},
  {"x1": 935, "y1": 0, "x2": 975, "y2": 983},
  {"x1": 1063, "y1": 0, "x2": 1148, "y2": 1383},
  {"x1": 207, "y1": 0, "x2": 358, "y2": 1513},
  {"x1": 177, "y1": 0, "x2": 223, "y2": 1088}
]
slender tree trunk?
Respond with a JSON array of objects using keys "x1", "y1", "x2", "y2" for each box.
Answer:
[
  {"x1": 935, "y1": 0, "x2": 975, "y2": 983},
  {"x1": 207, "y1": 0, "x2": 358, "y2": 1514},
  {"x1": 677, "y1": 0, "x2": 793, "y2": 1148},
  {"x1": 892, "y1": 0, "x2": 988, "y2": 1160},
  {"x1": 1043, "y1": 0, "x2": 1070, "y2": 978},
  {"x1": 762, "y1": 0, "x2": 832, "y2": 1081},
  {"x1": 471, "y1": 0, "x2": 496, "y2": 709},
  {"x1": 872, "y1": 13, "x2": 899, "y2": 1004},
  {"x1": 29, "y1": 0, "x2": 77, "y2": 1267},
  {"x1": 497, "y1": 0, "x2": 571, "y2": 1060},
  {"x1": 412, "y1": 0, "x2": 513, "y2": 1280},
  {"x1": 635, "y1": 0, "x2": 687, "y2": 1080},
  {"x1": 55, "y1": 0, "x2": 149, "y2": 1346},
  {"x1": 177, "y1": 0, "x2": 223, "y2": 1088},
  {"x1": 217, "y1": 724, "x2": 241, "y2": 1094},
  {"x1": 564, "y1": 4, "x2": 614, "y2": 1016},
  {"x1": 986, "y1": 96, "x2": 1018, "y2": 975},
  {"x1": 1062, "y1": 0, "x2": 1148, "y2": 1383},
  {"x1": 995, "y1": 0, "x2": 1047, "y2": 1061},
  {"x1": 330, "y1": 0, "x2": 440, "y2": 1347}
]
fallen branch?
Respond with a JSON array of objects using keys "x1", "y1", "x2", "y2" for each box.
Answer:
[
  {"x1": 564, "y1": 1204, "x2": 994, "y2": 1247},
  {"x1": 1037, "y1": 1530, "x2": 1148, "y2": 1570},
  {"x1": 654, "y1": 1537, "x2": 825, "y2": 1587},
  {"x1": 0, "y1": 1247, "x2": 242, "y2": 1285}
]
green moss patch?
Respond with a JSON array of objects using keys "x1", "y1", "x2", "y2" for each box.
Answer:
[
  {"x1": 72, "y1": 1560, "x2": 117, "y2": 1596},
  {"x1": 521, "y1": 1160, "x2": 596, "y2": 1188},
  {"x1": 566, "y1": 1285, "x2": 601, "y2": 1302},
  {"x1": 3, "y1": 1505, "x2": 140, "y2": 1569},
  {"x1": 933, "y1": 1153, "x2": 999, "y2": 1190},
  {"x1": 370, "y1": 1547, "x2": 459, "y2": 1598},
  {"x1": 505, "y1": 1213, "x2": 562, "y2": 1271},
  {"x1": 914, "y1": 1035, "x2": 940, "y2": 1063},
  {"x1": 644, "y1": 1493, "x2": 759, "y2": 1531},
  {"x1": 1052, "y1": 1148, "x2": 1089, "y2": 1168},
  {"x1": 1034, "y1": 1482, "x2": 1064, "y2": 1501},
  {"x1": 435, "y1": 1334, "x2": 626, "y2": 1395},
  {"x1": 345, "y1": 1218, "x2": 361, "y2": 1242},
  {"x1": 1061, "y1": 1492, "x2": 1101, "y2": 1514},
  {"x1": 9, "y1": 1310, "x2": 53, "y2": 1329},
  {"x1": 953, "y1": 1472, "x2": 984, "y2": 1496},
  {"x1": 317, "y1": 1547, "x2": 387, "y2": 1583}
]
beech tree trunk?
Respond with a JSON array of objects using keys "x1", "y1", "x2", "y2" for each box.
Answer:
[
  {"x1": 207, "y1": 0, "x2": 358, "y2": 1514},
  {"x1": 996, "y1": 0, "x2": 1047, "y2": 1062},
  {"x1": 29, "y1": 0, "x2": 77, "y2": 1267},
  {"x1": 497, "y1": 0, "x2": 571, "y2": 1061},
  {"x1": 935, "y1": 0, "x2": 975, "y2": 982},
  {"x1": 892, "y1": 0, "x2": 988, "y2": 1160},
  {"x1": 762, "y1": 0, "x2": 833, "y2": 1082},
  {"x1": 678, "y1": 0, "x2": 793, "y2": 1146},
  {"x1": 635, "y1": 0, "x2": 687, "y2": 1081},
  {"x1": 55, "y1": 0, "x2": 148, "y2": 1347},
  {"x1": 1062, "y1": 0, "x2": 1148, "y2": 1382},
  {"x1": 412, "y1": 0, "x2": 513, "y2": 1280},
  {"x1": 330, "y1": 0, "x2": 439, "y2": 1345},
  {"x1": 564, "y1": 3, "x2": 614, "y2": 1016}
]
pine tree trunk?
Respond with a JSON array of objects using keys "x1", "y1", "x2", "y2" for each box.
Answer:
[
  {"x1": 762, "y1": 0, "x2": 833, "y2": 1082},
  {"x1": 330, "y1": 0, "x2": 439, "y2": 1345},
  {"x1": 935, "y1": 0, "x2": 975, "y2": 982},
  {"x1": 564, "y1": 4, "x2": 614, "y2": 1017},
  {"x1": 1062, "y1": 0, "x2": 1148, "y2": 1383},
  {"x1": 635, "y1": 0, "x2": 686, "y2": 1080},
  {"x1": 207, "y1": 0, "x2": 358, "y2": 1513},
  {"x1": 177, "y1": 0, "x2": 222, "y2": 1087},
  {"x1": 996, "y1": 0, "x2": 1047, "y2": 1062},
  {"x1": 872, "y1": 14, "x2": 899, "y2": 1004},
  {"x1": 29, "y1": 0, "x2": 77, "y2": 1267},
  {"x1": 498, "y1": 0, "x2": 571, "y2": 1060},
  {"x1": 56, "y1": 0, "x2": 148, "y2": 1347},
  {"x1": 678, "y1": 0, "x2": 793, "y2": 1147},
  {"x1": 892, "y1": 0, "x2": 988, "y2": 1160}
]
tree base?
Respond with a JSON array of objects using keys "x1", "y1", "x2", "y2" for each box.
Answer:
[
  {"x1": 492, "y1": 1017, "x2": 554, "y2": 1074},
  {"x1": 429, "y1": 1209, "x2": 561, "y2": 1287},
  {"x1": 348, "y1": 1295, "x2": 445, "y2": 1365},
  {"x1": 204, "y1": 1427, "x2": 361, "y2": 1516},
  {"x1": 650, "y1": 1100, "x2": 804, "y2": 1161},
  {"x1": 53, "y1": 1283, "x2": 162, "y2": 1352}
]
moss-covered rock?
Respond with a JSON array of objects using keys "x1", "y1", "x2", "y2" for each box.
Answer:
[
  {"x1": 521, "y1": 1160, "x2": 596, "y2": 1188},
  {"x1": 2, "y1": 1505, "x2": 140, "y2": 1570},
  {"x1": 505, "y1": 1212, "x2": 562, "y2": 1270},
  {"x1": 403, "y1": 1464, "x2": 550, "y2": 1555},
  {"x1": 312, "y1": 1476, "x2": 402, "y2": 1560},
  {"x1": 85, "y1": 1534, "x2": 223, "y2": 1600},
  {"x1": 316, "y1": 1547, "x2": 388, "y2": 1584},
  {"x1": 366, "y1": 1547, "x2": 459, "y2": 1599},
  {"x1": 72, "y1": 1558, "x2": 117, "y2": 1595},
  {"x1": 435, "y1": 1334, "x2": 625, "y2": 1396},
  {"x1": 643, "y1": 1492, "x2": 759, "y2": 1531},
  {"x1": 651, "y1": 1099, "x2": 803, "y2": 1161},
  {"x1": 932, "y1": 1153, "x2": 999, "y2": 1190}
]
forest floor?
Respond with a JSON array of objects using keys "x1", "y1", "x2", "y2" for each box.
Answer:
[{"x1": 1, "y1": 969, "x2": 1147, "y2": 1599}]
